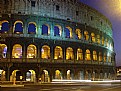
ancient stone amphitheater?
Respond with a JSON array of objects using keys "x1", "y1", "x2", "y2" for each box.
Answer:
[{"x1": 0, "y1": 0, "x2": 116, "y2": 82}]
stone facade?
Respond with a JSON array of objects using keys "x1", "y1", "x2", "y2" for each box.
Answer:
[{"x1": 0, "y1": 0, "x2": 116, "y2": 82}]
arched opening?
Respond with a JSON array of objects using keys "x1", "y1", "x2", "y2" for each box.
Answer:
[
  {"x1": 41, "y1": 45, "x2": 50, "y2": 59},
  {"x1": 27, "y1": 44, "x2": 37, "y2": 58},
  {"x1": 105, "y1": 38, "x2": 109, "y2": 47},
  {"x1": 0, "y1": 20, "x2": 9, "y2": 33},
  {"x1": 75, "y1": 29, "x2": 81, "y2": 39},
  {"x1": 26, "y1": 70, "x2": 36, "y2": 82},
  {"x1": 100, "y1": 70, "x2": 103, "y2": 79},
  {"x1": 104, "y1": 72, "x2": 108, "y2": 79},
  {"x1": 78, "y1": 70, "x2": 84, "y2": 80},
  {"x1": 93, "y1": 51, "x2": 97, "y2": 61},
  {"x1": 28, "y1": 22, "x2": 37, "y2": 34},
  {"x1": 66, "y1": 47, "x2": 74, "y2": 60},
  {"x1": 14, "y1": 21, "x2": 23, "y2": 34},
  {"x1": 77, "y1": 48, "x2": 83, "y2": 60},
  {"x1": 54, "y1": 25, "x2": 62, "y2": 36},
  {"x1": 0, "y1": 44, "x2": 7, "y2": 58},
  {"x1": 65, "y1": 26, "x2": 72, "y2": 38},
  {"x1": 85, "y1": 70, "x2": 91, "y2": 80},
  {"x1": 10, "y1": 70, "x2": 22, "y2": 81},
  {"x1": 67, "y1": 70, "x2": 71, "y2": 80},
  {"x1": 85, "y1": 49, "x2": 91, "y2": 61},
  {"x1": 54, "y1": 46, "x2": 63, "y2": 59},
  {"x1": 0, "y1": 70, "x2": 6, "y2": 81},
  {"x1": 42, "y1": 24, "x2": 50, "y2": 35},
  {"x1": 12, "y1": 44, "x2": 22, "y2": 58},
  {"x1": 41, "y1": 70, "x2": 50, "y2": 82},
  {"x1": 97, "y1": 35, "x2": 100, "y2": 44},
  {"x1": 107, "y1": 52, "x2": 111, "y2": 62},
  {"x1": 99, "y1": 52, "x2": 102, "y2": 62},
  {"x1": 104, "y1": 52, "x2": 107, "y2": 62},
  {"x1": 91, "y1": 33, "x2": 95, "y2": 42},
  {"x1": 84, "y1": 31, "x2": 89, "y2": 41},
  {"x1": 55, "y1": 70, "x2": 62, "y2": 80},
  {"x1": 93, "y1": 70, "x2": 98, "y2": 80},
  {"x1": 102, "y1": 37, "x2": 104, "y2": 45},
  {"x1": 109, "y1": 43, "x2": 113, "y2": 51}
]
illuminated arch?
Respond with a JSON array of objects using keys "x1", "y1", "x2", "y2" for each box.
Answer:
[
  {"x1": 66, "y1": 47, "x2": 74, "y2": 60},
  {"x1": 26, "y1": 70, "x2": 36, "y2": 82},
  {"x1": 79, "y1": 70, "x2": 84, "y2": 80},
  {"x1": 105, "y1": 39, "x2": 109, "y2": 47},
  {"x1": 54, "y1": 25, "x2": 62, "y2": 36},
  {"x1": 75, "y1": 29, "x2": 81, "y2": 39},
  {"x1": 27, "y1": 44, "x2": 37, "y2": 58},
  {"x1": 77, "y1": 48, "x2": 83, "y2": 60},
  {"x1": 55, "y1": 70, "x2": 62, "y2": 80},
  {"x1": 102, "y1": 37, "x2": 104, "y2": 45},
  {"x1": 85, "y1": 49, "x2": 91, "y2": 61},
  {"x1": 93, "y1": 51, "x2": 97, "y2": 61},
  {"x1": 28, "y1": 22, "x2": 37, "y2": 34},
  {"x1": 93, "y1": 70, "x2": 98, "y2": 80},
  {"x1": 107, "y1": 52, "x2": 111, "y2": 62},
  {"x1": 0, "y1": 70, "x2": 6, "y2": 81},
  {"x1": 0, "y1": 20, "x2": 9, "y2": 33},
  {"x1": 91, "y1": 33, "x2": 95, "y2": 42},
  {"x1": 41, "y1": 70, "x2": 50, "y2": 82},
  {"x1": 12, "y1": 44, "x2": 22, "y2": 58},
  {"x1": 0, "y1": 44, "x2": 7, "y2": 58},
  {"x1": 109, "y1": 43, "x2": 113, "y2": 51},
  {"x1": 10, "y1": 70, "x2": 22, "y2": 81},
  {"x1": 84, "y1": 31, "x2": 89, "y2": 41},
  {"x1": 67, "y1": 70, "x2": 71, "y2": 80},
  {"x1": 104, "y1": 52, "x2": 107, "y2": 62},
  {"x1": 97, "y1": 35, "x2": 100, "y2": 44},
  {"x1": 42, "y1": 24, "x2": 50, "y2": 35},
  {"x1": 13, "y1": 21, "x2": 23, "y2": 34},
  {"x1": 41, "y1": 45, "x2": 50, "y2": 59},
  {"x1": 65, "y1": 26, "x2": 73, "y2": 38},
  {"x1": 54, "y1": 46, "x2": 63, "y2": 59},
  {"x1": 99, "y1": 52, "x2": 102, "y2": 62},
  {"x1": 85, "y1": 70, "x2": 92, "y2": 80}
]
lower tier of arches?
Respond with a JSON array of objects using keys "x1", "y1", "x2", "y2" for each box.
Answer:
[{"x1": 0, "y1": 63, "x2": 116, "y2": 82}]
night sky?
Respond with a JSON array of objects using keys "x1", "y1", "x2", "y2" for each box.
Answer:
[{"x1": 79, "y1": 0, "x2": 121, "y2": 66}]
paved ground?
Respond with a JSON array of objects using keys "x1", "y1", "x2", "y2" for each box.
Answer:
[{"x1": 0, "y1": 84, "x2": 121, "y2": 91}]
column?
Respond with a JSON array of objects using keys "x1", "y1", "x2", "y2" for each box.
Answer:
[
  {"x1": 5, "y1": 63, "x2": 12, "y2": 81},
  {"x1": 22, "y1": 44, "x2": 27, "y2": 62},
  {"x1": 50, "y1": 22, "x2": 54, "y2": 37}
]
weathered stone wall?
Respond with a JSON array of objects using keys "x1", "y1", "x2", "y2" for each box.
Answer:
[{"x1": 0, "y1": 0, "x2": 112, "y2": 37}]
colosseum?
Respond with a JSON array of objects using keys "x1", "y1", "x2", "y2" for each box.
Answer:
[{"x1": 0, "y1": 0, "x2": 116, "y2": 82}]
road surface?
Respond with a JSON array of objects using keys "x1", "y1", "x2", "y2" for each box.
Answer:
[{"x1": 0, "y1": 84, "x2": 121, "y2": 91}]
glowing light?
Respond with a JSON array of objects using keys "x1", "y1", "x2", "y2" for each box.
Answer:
[{"x1": 52, "y1": 79, "x2": 121, "y2": 83}]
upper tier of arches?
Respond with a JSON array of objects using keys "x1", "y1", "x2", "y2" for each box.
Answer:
[{"x1": 0, "y1": 0, "x2": 112, "y2": 37}]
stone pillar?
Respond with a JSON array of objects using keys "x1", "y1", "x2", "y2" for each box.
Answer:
[
  {"x1": 63, "y1": 46, "x2": 66, "y2": 61},
  {"x1": 50, "y1": 22, "x2": 54, "y2": 36},
  {"x1": 62, "y1": 69, "x2": 67, "y2": 80},
  {"x1": 62, "y1": 24, "x2": 65, "y2": 38},
  {"x1": 50, "y1": 45, "x2": 54, "y2": 60},
  {"x1": 37, "y1": 64, "x2": 41, "y2": 82},
  {"x1": 37, "y1": 45, "x2": 40, "y2": 58},
  {"x1": 49, "y1": 72, "x2": 53, "y2": 82},
  {"x1": 6, "y1": 42, "x2": 11, "y2": 58},
  {"x1": 22, "y1": 44, "x2": 27, "y2": 62},
  {"x1": 23, "y1": 19, "x2": 27, "y2": 34},
  {"x1": 5, "y1": 63, "x2": 12, "y2": 81},
  {"x1": 5, "y1": 67, "x2": 10, "y2": 81}
]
